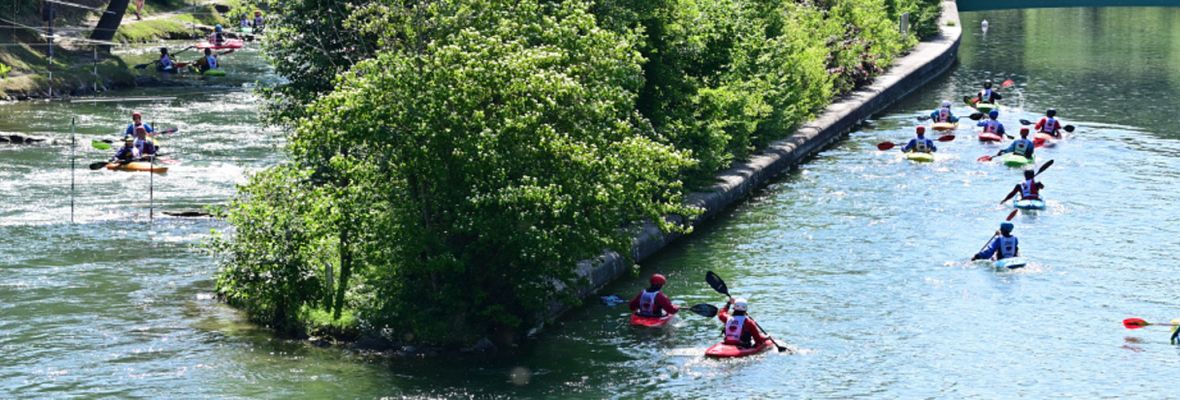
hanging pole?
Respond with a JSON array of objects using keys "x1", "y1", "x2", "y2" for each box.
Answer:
[
  {"x1": 70, "y1": 117, "x2": 76, "y2": 223},
  {"x1": 149, "y1": 121, "x2": 154, "y2": 222}
]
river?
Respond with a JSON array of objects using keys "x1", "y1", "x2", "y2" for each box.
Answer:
[{"x1": 3, "y1": 8, "x2": 1180, "y2": 399}]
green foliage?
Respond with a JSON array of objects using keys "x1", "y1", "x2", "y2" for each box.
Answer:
[
  {"x1": 0, "y1": 63, "x2": 10, "y2": 80},
  {"x1": 219, "y1": 0, "x2": 945, "y2": 345}
]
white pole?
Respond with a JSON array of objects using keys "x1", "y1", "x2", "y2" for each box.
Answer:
[{"x1": 70, "y1": 117, "x2": 75, "y2": 223}]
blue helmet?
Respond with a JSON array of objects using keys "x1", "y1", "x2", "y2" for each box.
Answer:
[
  {"x1": 215, "y1": 24, "x2": 223, "y2": 32},
  {"x1": 1000, "y1": 222, "x2": 1014, "y2": 233},
  {"x1": 988, "y1": 110, "x2": 999, "y2": 119}
]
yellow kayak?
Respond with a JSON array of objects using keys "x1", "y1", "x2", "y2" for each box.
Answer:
[
  {"x1": 904, "y1": 151, "x2": 934, "y2": 163},
  {"x1": 932, "y1": 122, "x2": 957, "y2": 131},
  {"x1": 106, "y1": 161, "x2": 168, "y2": 173}
]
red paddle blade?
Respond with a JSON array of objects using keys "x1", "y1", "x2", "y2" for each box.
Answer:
[
  {"x1": 1001, "y1": 79, "x2": 1015, "y2": 88},
  {"x1": 937, "y1": 135, "x2": 955, "y2": 142},
  {"x1": 977, "y1": 155, "x2": 993, "y2": 162},
  {"x1": 1124, "y1": 318, "x2": 1150, "y2": 329},
  {"x1": 876, "y1": 142, "x2": 896, "y2": 151},
  {"x1": 1005, "y1": 209, "x2": 1019, "y2": 221}
]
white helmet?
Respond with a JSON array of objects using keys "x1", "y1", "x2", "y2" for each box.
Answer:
[
  {"x1": 941, "y1": 100, "x2": 952, "y2": 108},
  {"x1": 733, "y1": 298, "x2": 748, "y2": 312}
]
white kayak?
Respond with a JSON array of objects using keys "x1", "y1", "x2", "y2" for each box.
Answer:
[{"x1": 993, "y1": 257, "x2": 1028, "y2": 269}]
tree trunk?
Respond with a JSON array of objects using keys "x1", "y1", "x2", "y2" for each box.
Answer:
[{"x1": 90, "y1": 0, "x2": 129, "y2": 43}]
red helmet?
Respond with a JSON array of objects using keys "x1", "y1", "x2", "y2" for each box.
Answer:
[
  {"x1": 131, "y1": 112, "x2": 142, "y2": 119},
  {"x1": 650, "y1": 274, "x2": 667, "y2": 286},
  {"x1": 916, "y1": 126, "x2": 926, "y2": 134},
  {"x1": 1020, "y1": 127, "x2": 1030, "y2": 135}
]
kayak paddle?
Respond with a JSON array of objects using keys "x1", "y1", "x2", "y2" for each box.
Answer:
[
  {"x1": 876, "y1": 135, "x2": 954, "y2": 151},
  {"x1": 689, "y1": 303, "x2": 719, "y2": 318},
  {"x1": 91, "y1": 140, "x2": 111, "y2": 150},
  {"x1": 134, "y1": 46, "x2": 195, "y2": 69},
  {"x1": 89, "y1": 161, "x2": 111, "y2": 170},
  {"x1": 1123, "y1": 318, "x2": 1179, "y2": 329},
  {"x1": 705, "y1": 271, "x2": 789, "y2": 353},
  {"x1": 972, "y1": 209, "x2": 1019, "y2": 258}
]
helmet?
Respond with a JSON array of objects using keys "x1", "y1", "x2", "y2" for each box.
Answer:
[
  {"x1": 983, "y1": 79, "x2": 993, "y2": 88},
  {"x1": 1000, "y1": 222, "x2": 1014, "y2": 233},
  {"x1": 1023, "y1": 169, "x2": 1035, "y2": 179},
  {"x1": 159, "y1": 47, "x2": 169, "y2": 54},
  {"x1": 124, "y1": 137, "x2": 135, "y2": 143},
  {"x1": 131, "y1": 111, "x2": 142, "y2": 119},
  {"x1": 988, "y1": 110, "x2": 999, "y2": 119},
  {"x1": 255, "y1": 10, "x2": 261, "y2": 15},
  {"x1": 941, "y1": 100, "x2": 952, "y2": 108},
  {"x1": 1019, "y1": 127, "x2": 1030, "y2": 136},
  {"x1": 215, "y1": 24, "x2": 223, "y2": 32},
  {"x1": 732, "y1": 298, "x2": 748, "y2": 312},
  {"x1": 916, "y1": 125, "x2": 926, "y2": 135},
  {"x1": 1046, "y1": 108, "x2": 1057, "y2": 117},
  {"x1": 649, "y1": 274, "x2": 666, "y2": 287}
]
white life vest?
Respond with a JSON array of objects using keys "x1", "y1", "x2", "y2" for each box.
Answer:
[
  {"x1": 724, "y1": 315, "x2": 746, "y2": 343},
  {"x1": 913, "y1": 137, "x2": 930, "y2": 152},
  {"x1": 1013, "y1": 139, "x2": 1031, "y2": 155},
  {"x1": 938, "y1": 107, "x2": 951, "y2": 122},
  {"x1": 638, "y1": 290, "x2": 658, "y2": 316},
  {"x1": 997, "y1": 236, "x2": 1018, "y2": 259},
  {"x1": 1042, "y1": 117, "x2": 1058, "y2": 133},
  {"x1": 1021, "y1": 179, "x2": 1039, "y2": 199},
  {"x1": 980, "y1": 89, "x2": 994, "y2": 102}
]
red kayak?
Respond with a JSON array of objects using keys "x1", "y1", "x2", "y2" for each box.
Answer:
[
  {"x1": 630, "y1": 313, "x2": 674, "y2": 328},
  {"x1": 705, "y1": 339, "x2": 775, "y2": 358},
  {"x1": 196, "y1": 39, "x2": 245, "y2": 50},
  {"x1": 1034, "y1": 132, "x2": 1057, "y2": 147},
  {"x1": 978, "y1": 132, "x2": 1003, "y2": 142}
]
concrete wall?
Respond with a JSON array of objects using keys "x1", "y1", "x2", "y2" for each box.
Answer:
[{"x1": 548, "y1": 1, "x2": 963, "y2": 325}]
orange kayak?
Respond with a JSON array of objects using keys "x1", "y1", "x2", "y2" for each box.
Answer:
[{"x1": 106, "y1": 161, "x2": 168, "y2": 173}]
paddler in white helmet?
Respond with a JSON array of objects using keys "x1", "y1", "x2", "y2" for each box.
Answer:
[
  {"x1": 972, "y1": 222, "x2": 1020, "y2": 261},
  {"x1": 930, "y1": 100, "x2": 959, "y2": 123},
  {"x1": 718, "y1": 297, "x2": 767, "y2": 348}
]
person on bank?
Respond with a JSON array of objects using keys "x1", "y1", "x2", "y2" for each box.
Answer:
[
  {"x1": 995, "y1": 127, "x2": 1034, "y2": 158},
  {"x1": 974, "y1": 79, "x2": 1003, "y2": 104},
  {"x1": 123, "y1": 112, "x2": 154, "y2": 137},
  {"x1": 1035, "y1": 108, "x2": 1065, "y2": 138},
  {"x1": 977, "y1": 110, "x2": 1005, "y2": 136},
  {"x1": 110, "y1": 137, "x2": 141, "y2": 163},
  {"x1": 717, "y1": 297, "x2": 768, "y2": 348},
  {"x1": 629, "y1": 274, "x2": 679, "y2": 318},
  {"x1": 1001, "y1": 169, "x2": 1044, "y2": 204},
  {"x1": 973, "y1": 222, "x2": 1020, "y2": 261},
  {"x1": 902, "y1": 126, "x2": 936, "y2": 153},
  {"x1": 930, "y1": 100, "x2": 959, "y2": 123},
  {"x1": 253, "y1": 11, "x2": 265, "y2": 34}
]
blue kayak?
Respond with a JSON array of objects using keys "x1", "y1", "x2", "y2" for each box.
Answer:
[
  {"x1": 993, "y1": 257, "x2": 1028, "y2": 269},
  {"x1": 1013, "y1": 198, "x2": 1046, "y2": 210}
]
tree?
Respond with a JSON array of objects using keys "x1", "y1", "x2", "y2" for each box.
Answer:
[{"x1": 90, "y1": 0, "x2": 129, "y2": 44}]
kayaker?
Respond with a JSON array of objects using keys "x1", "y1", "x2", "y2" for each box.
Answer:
[
  {"x1": 209, "y1": 24, "x2": 226, "y2": 46},
  {"x1": 110, "y1": 137, "x2": 141, "y2": 162},
  {"x1": 974, "y1": 79, "x2": 1003, "y2": 104},
  {"x1": 195, "y1": 48, "x2": 224, "y2": 73},
  {"x1": 718, "y1": 298, "x2": 768, "y2": 348},
  {"x1": 1002, "y1": 169, "x2": 1044, "y2": 204},
  {"x1": 123, "y1": 112, "x2": 154, "y2": 137},
  {"x1": 973, "y1": 222, "x2": 1019, "y2": 261},
  {"x1": 930, "y1": 100, "x2": 959, "y2": 123},
  {"x1": 253, "y1": 11, "x2": 265, "y2": 34},
  {"x1": 901, "y1": 126, "x2": 936, "y2": 153},
  {"x1": 1035, "y1": 108, "x2": 1064, "y2": 138},
  {"x1": 132, "y1": 126, "x2": 159, "y2": 156},
  {"x1": 157, "y1": 48, "x2": 176, "y2": 73},
  {"x1": 239, "y1": 15, "x2": 251, "y2": 29},
  {"x1": 995, "y1": 127, "x2": 1034, "y2": 158},
  {"x1": 976, "y1": 110, "x2": 1006, "y2": 136},
  {"x1": 628, "y1": 274, "x2": 679, "y2": 318}
]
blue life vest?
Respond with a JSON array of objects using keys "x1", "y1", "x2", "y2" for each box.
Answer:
[
  {"x1": 996, "y1": 236, "x2": 1018, "y2": 259},
  {"x1": 1042, "y1": 117, "x2": 1059, "y2": 133},
  {"x1": 1013, "y1": 139, "x2": 1032, "y2": 156},
  {"x1": 982, "y1": 120, "x2": 1001, "y2": 133},
  {"x1": 1020, "y1": 179, "x2": 1039, "y2": 199},
  {"x1": 207, "y1": 55, "x2": 218, "y2": 69}
]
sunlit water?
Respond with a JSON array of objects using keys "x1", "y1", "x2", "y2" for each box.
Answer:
[{"x1": 5, "y1": 9, "x2": 1180, "y2": 398}]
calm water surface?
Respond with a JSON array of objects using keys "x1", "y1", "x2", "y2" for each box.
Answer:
[{"x1": 4, "y1": 8, "x2": 1180, "y2": 399}]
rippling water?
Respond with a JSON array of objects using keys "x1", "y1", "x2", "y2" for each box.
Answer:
[{"x1": 4, "y1": 9, "x2": 1180, "y2": 399}]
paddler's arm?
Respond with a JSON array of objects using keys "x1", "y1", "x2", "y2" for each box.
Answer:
[
  {"x1": 747, "y1": 319, "x2": 768, "y2": 343},
  {"x1": 1001, "y1": 185, "x2": 1021, "y2": 204},
  {"x1": 627, "y1": 292, "x2": 641, "y2": 312},
  {"x1": 718, "y1": 299, "x2": 732, "y2": 322},
  {"x1": 972, "y1": 235, "x2": 1000, "y2": 260},
  {"x1": 656, "y1": 292, "x2": 679, "y2": 314}
]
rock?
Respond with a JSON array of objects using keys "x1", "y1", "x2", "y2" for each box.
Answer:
[
  {"x1": 466, "y1": 337, "x2": 497, "y2": 353},
  {"x1": 351, "y1": 335, "x2": 394, "y2": 351},
  {"x1": 0, "y1": 137, "x2": 8, "y2": 143}
]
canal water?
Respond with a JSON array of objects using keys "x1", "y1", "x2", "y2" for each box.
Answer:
[{"x1": 3, "y1": 8, "x2": 1180, "y2": 398}]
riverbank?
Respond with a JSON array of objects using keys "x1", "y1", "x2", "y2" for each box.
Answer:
[{"x1": 556, "y1": 0, "x2": 963, "y2": 320}]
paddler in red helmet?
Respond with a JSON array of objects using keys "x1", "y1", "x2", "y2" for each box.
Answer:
[
  {"x1": 629, "y1": 273, "x2": 679, "y2": 318},
  {"x1": 718, "y1": 297, "x2": 768, "y2": 348}
]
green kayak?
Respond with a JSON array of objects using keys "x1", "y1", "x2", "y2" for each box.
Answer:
[
  {"x1": 974, "y1": 102, "x2": 1000, "y2": 113},
  {"x1": 202, "y1": 69, "x2": 226, "y2": 77},
  {"x1": 999, "y1": 153, "x2": 1034, "y2": 168}
]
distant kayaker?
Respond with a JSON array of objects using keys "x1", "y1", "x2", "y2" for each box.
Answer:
[
  {"x1": 253, "y1": 11, "x2": 265, "y2": 34},
  {"x1": 195, "y1": 48, "x2": 225, "y2": 73},
  {"x1": 718, "y1": 298, "x2": 768, "y2": 349},
  {"x1": 110, "y1": 137, "x2": 141, "y2": 162},
  {"x1": 209, "y1": 24, "x2": 226, "y2": 46},
  {"x1": 930, "y1": 100, "x2": 959, "y2": 123},
  {"x1": 974, "y1": 79, "x2": 1003, "y2": 104},
  {"x1": 629, "y1": 274, "x2": 679, "y2": 318},
  {"x1": 123, "y1": 112, "x2": 154, "y2": 137},
  {"x1": 157, "y1": 48, "x2": 176, "y2": 73},
  {"x1": 995, "y1": 127, "x2": 1034, "y2": 158},
  {"x1": 902, "y1": 126, "x2": 936, "y2": 153},
  {"x1": 973, "y1": 222, "x2": 1019, "y2": 261},
  {"x1": 132, "y1": 126, "x2": 159, "y2": 156},
  {"x1": 1035, "y1": 108, "x2": 1064, "y2": 138},
  {"x1": 239, "y1": 15, "x2": 251, "y2": 29},
  {"x1": 1001, "y1": 169, "x2": 1044, "y2": 204},
  {"x1": 976, "y1": 110, "x2": 1006, "y2": 136}
]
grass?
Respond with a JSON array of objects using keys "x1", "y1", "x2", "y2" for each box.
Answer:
[
  {"x1": 303, "y1": 306, "x2": 361, "y2": 340},
  {"x1": 115, "y1": 4, "x2": 233, "y2": 43}
]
